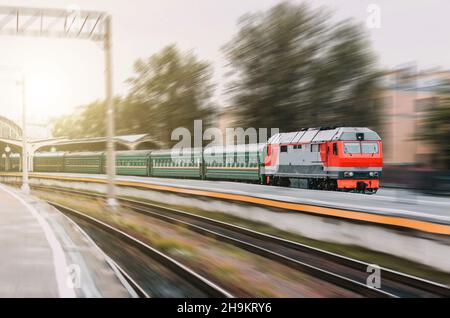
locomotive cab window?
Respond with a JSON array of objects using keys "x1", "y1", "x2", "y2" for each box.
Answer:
[
  {"x1": 280, "y1": 145, "x2": 288, "y2": 153},
  {"x1": 332, "y1": 143, "x2": 338, "y2": 155},
  {"x1": 310, "y1": 144, "x2": 319, "y2": 152}
]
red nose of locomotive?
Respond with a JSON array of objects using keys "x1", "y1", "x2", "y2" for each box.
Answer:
[{"x1": 325, "y1": 131, "x2": 383, "y2": 193}]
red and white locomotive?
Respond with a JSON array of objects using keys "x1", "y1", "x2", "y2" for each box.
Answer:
[{"x1": 263, "y1": 127, "x2": 382, "y2": 194}]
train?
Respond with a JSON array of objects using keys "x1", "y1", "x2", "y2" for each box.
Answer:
[{"x1": 0, "y1": 127, "x2": 383, "y2": 194}]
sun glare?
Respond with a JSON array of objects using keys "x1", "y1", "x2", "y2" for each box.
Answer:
[{"x1": 26, "y1": 70, "x2": 64, "y2": 120}]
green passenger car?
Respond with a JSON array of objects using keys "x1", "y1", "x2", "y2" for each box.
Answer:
[
  {"x1": 150, "y1": 148, "x2": 202, "y2": 179},
  {"x1": 115, "y1": 150, "x2": 151, "y2": 176},
  {"x1": 33, "y1": 152, "x2": 65, "y2": 172},
  {"x1": 29, "y1": 145, "x2": 267, "y2": 184},
  {"x1": 204, "y1": 144, "x2": 264, "y2": 181},
  {"x1": 63, "y1": 152, "x2": 104, "y2": 174},
  {"x1": 0, "y1": 154, "x2": 23, "y2": 172},
  {"x1": 9, "y1": 153, "x2": 22, "y2": 172}
]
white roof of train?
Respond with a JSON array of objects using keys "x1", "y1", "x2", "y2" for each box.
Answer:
[
  {"x1": 203, "y1": 143, "x2": 265, "y2": 154},
  {"x1": 268, "y1": 127, "x2": 380, "y2": 144}
]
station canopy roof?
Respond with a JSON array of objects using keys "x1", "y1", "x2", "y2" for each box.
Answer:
[
  {"x1": 33, "y1": 133, "x2": 165, "y2": 153},
  {"x1": 115, "y1": 134, "x2": 148, "y2": 143}
]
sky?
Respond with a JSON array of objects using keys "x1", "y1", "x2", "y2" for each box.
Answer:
[{"x1": 0, "y1": 0, "x2": 449, "y2": 127}]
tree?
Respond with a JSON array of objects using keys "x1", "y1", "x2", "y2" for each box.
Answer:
[
  {"x1": 223, "y1": 2, "x2": 382, "y2": 132},
  {"x1": 420, "y1": 82, "x2": 450, "y2": 169},
  {"x1": 53, "y1": 45, "x2": 217, "y2": 147},
  {"x1": 127, "y1": 45, "x2": 216, "y2": 146},
  {"x1": 52, "y1": 114, "x2": 82, "y2": 139},
  {"x1": 52, "y1": 98, "x2": 119, "y2": 139}
]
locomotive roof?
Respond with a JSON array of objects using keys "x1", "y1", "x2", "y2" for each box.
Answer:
[{"x1": 268, "y1": 127, "x2": 380, "y2": 144}]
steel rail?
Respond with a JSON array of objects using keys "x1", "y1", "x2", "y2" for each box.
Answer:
[
  {"x1": 49, "y1": 201, "x2": 234, "y2": 298},
  {"x1": 27, "y1": 184, "x2": 450, "y2": 297},
  {"x1": 32, "y1": 186, "x2": 395, "y2": 297}
]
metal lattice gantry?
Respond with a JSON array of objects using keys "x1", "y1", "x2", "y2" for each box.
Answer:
[
  {"x1": 0, "y1": 5, "x2": 118, "y2": 207},
  {"x1": 0, "y1": 6, "x2": 106, "y2": 41}
]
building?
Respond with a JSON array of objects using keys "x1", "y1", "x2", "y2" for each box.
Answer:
[
  {"x1": 380, "y1": 66, "x2": 450, "y2": 167},
  {"x1": 0, "y1": 115, "x2": 22, "y2": 141},
  {"x1": 0, "y1": 113, "x2": 163, "y2": 171},
  {"x1": 0, "y1": 115, "x2": 23, "y2": 156}
]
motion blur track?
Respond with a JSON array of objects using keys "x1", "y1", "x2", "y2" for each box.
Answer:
[
  {"x1": 50, "y1": 201, "x2": 233, "y2": 298},
  {"x1": 35, "y1": 185, "x2": 450, "y2": 297}
]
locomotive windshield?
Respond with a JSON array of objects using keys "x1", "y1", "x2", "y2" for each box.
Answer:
[
  {"x1": 344, "y1": 143, "x2": 361, "y2": 154},
  {"x1": 344, "y1": 142, "x2": 379, "y2": 154},
  {"x1": 361, "y1": 142, "x2": 379, "y2": 154}
]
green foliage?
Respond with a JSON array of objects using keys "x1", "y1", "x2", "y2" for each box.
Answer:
[
  {"x1": 223, "y1": 2, "x2": 382, "y2": 132},
  {"x1": 53, "y1": 45, "x2": 216, "y2": 146},
  {"x1": 52, "y1": 97, "x2": 123, "y2": 139},
  {"x1": 126, "y1": 44, "x2": 216, "y2": 146},
  {"x1": 53, "y1": 2, "x2": 382, "y2": 145},
  {"x1": 420, "y1": 83, "x2": 450, "y2": 168}
]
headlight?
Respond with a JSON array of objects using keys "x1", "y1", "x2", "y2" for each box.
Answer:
[
  {"x1": 369, "y1": 172, "x2": 379, "y2": 177},
  {"x1": 344, "y1": 172, "x2": 354, "y2": 177}
]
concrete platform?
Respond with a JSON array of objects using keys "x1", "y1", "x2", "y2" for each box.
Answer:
[
  {"x1": 0, "y1": 183, "x2": 136, "y2": 298},
  {"x1": 1, "y1": 173, "x2": 450, "y2": 272},
  {"x1": 15, "y1": 172, "x2": 450, "y2": 224}
]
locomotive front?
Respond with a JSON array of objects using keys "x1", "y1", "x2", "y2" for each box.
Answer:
[
  {"x1": 263, "y1": 127, "x2": 383, "y2": 193},
  {"x1": 326, "y1": 128, "x2": 383, "y2": 194}
]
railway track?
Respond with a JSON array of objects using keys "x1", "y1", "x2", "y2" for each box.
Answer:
[
  {"x1": 62, "y1": 214, "x2": 151, "y2": 298},
  {"x1": 34, "y1": 185, "x2": 450, "y2": 298},
  {"x1": 50, "y1": 202, "x2": 233, "y2": 298}
]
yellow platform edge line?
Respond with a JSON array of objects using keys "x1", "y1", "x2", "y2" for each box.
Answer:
[{"x1": 1, "y1": 172, "x2": 449, "y2": 235}]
